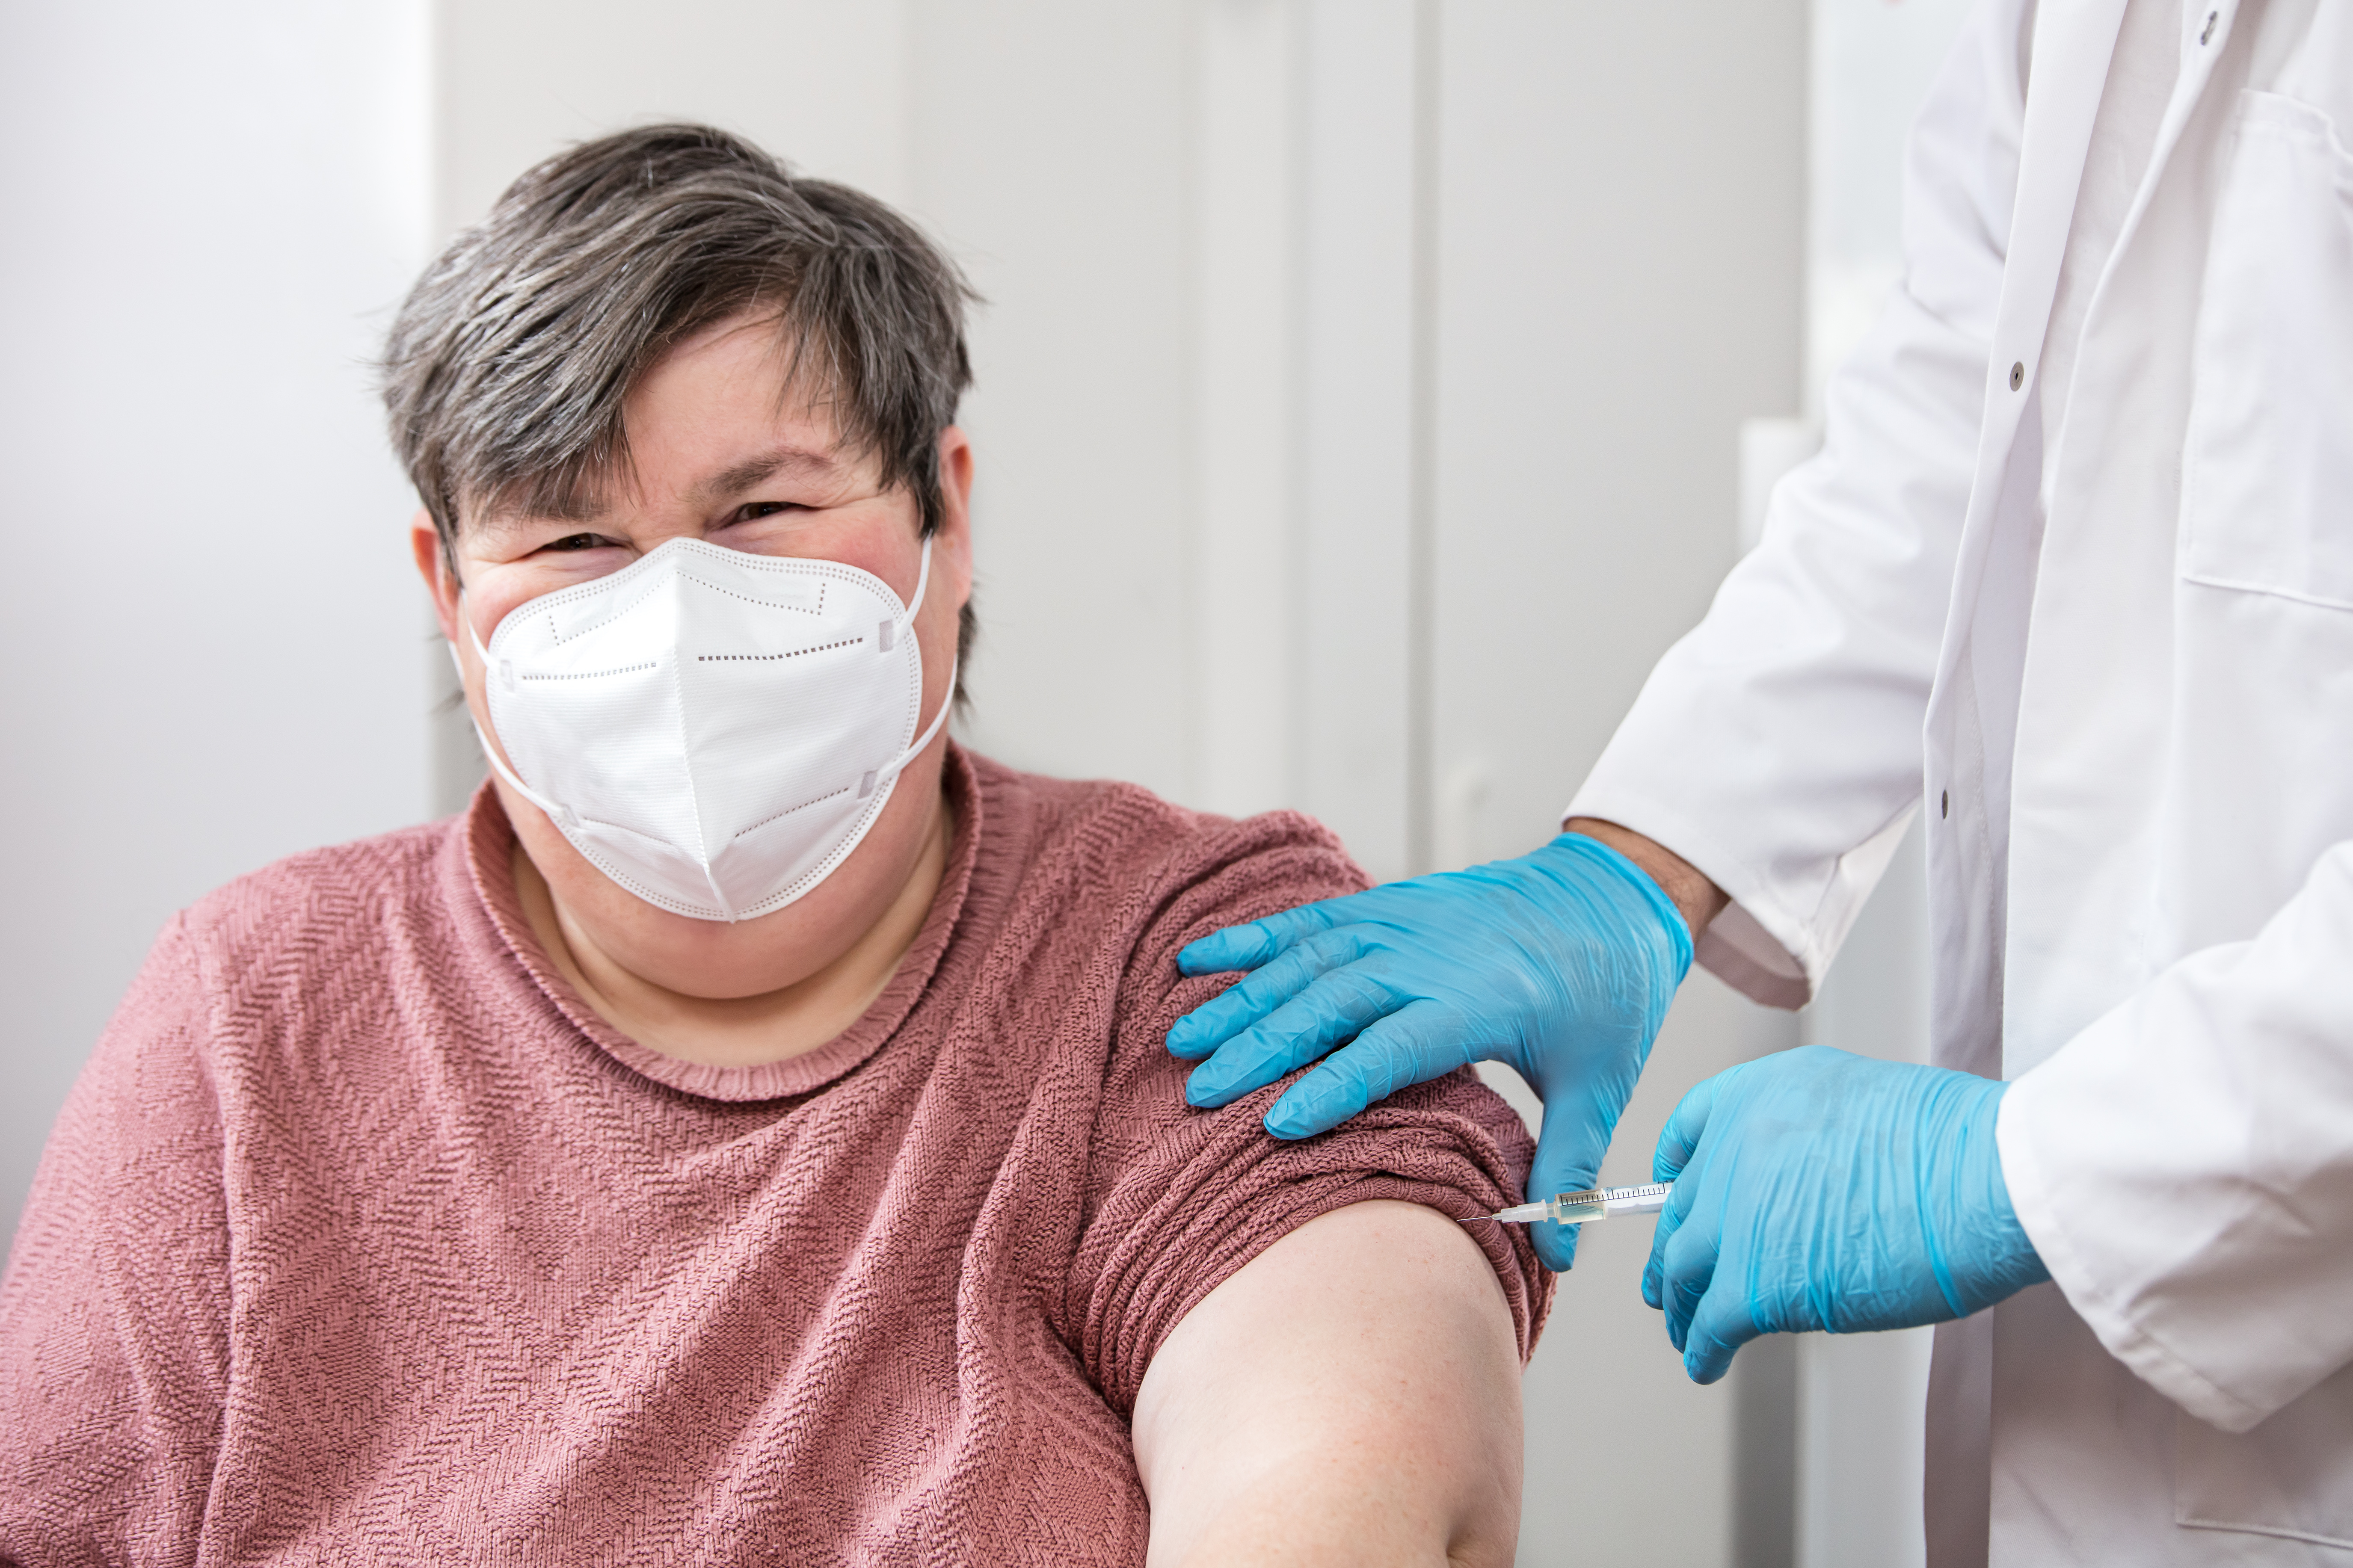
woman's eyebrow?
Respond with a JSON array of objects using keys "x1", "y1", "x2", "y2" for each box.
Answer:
[
  {"x1": 472, "y1": 496, "x2": 605, "y2": 541},
  {"x1": 698, "y1": 444, "x2": 841, "y2": 502},
  {"x1": 467, "y1": 444, "x2": 845, "y2": 540}
]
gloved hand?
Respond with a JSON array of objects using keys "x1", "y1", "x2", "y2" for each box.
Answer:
[
  {"x1": 1643, "y1": 1044, "x2": 2051, "y2": 1384},
  {"x1": 1167, "y1": 833, "x2": 1692, "y2": 1271}
]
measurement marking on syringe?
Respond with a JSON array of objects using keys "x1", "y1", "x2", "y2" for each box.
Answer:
[{"x1": 1470, "y1": 1181, "x2": 1677, "y2": 1227}]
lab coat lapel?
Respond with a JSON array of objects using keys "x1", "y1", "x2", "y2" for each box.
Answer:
[
  {"x1": 1920, "y1": 0, "x2": 2127, "y2": 1086},
  {"x1": 2121, "y1": 2, "x2": 2243, "y2": 243},
  {"x1": 1936, "y1": 0, "x2": 2128, "y2": 692}
]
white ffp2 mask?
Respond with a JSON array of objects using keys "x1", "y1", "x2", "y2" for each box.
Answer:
[{"x1": 458, "y1": 535, "x2": 952, "y2": 922}]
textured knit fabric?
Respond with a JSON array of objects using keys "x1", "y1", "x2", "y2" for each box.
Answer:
[{"x1": 0, "y1": 746, "x2": 1548, "y2": 1567}]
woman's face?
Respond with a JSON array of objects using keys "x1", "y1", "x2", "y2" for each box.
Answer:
[{"x1": 414, "y1": 308, "x2": 974, "y2": 1000}]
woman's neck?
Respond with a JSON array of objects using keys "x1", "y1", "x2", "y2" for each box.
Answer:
[{"x1": 513, "y1": 792, "x2": 955, "y2": 1068}]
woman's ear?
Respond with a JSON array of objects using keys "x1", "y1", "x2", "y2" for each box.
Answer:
[
  {"x1": 934, "y1": 426, "x2": 976, "y2": 609},
  {"x1": 411, "y1": 509, "x2": 463, "y2": 643}
]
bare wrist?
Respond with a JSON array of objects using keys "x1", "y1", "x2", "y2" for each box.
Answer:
[{"x1": 1562, "y1": 818, "x2": 1729, "y2": 939}]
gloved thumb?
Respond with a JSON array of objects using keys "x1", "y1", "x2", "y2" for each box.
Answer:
[{"x1": 1525, "y1": 1099, "x2": 1610, "y2": 1273}]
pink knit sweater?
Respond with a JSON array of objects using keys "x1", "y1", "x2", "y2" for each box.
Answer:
[{"x1": 0, "y1": 747, "x2": 1547, "y2": 1565}]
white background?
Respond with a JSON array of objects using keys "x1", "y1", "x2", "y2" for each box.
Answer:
[
  {"x1": 0, "y1": 0, "x2": 434, "y2": 1269},
  {"x1": 0, "y1": 2, "x2": 1968, "y2": 1562}
]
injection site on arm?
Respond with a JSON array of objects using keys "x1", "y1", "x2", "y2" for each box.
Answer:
[{"x1": 1132, "y1": 1201, "x2": 1523, "y2": 1568}]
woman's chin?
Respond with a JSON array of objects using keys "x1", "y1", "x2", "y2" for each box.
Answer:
[
  {"x1": 551, "y1": 883, "x2": 864, "y2": 999},
  {"x1": 503, "y1": 764, "x2": 951, "y2": 1014}
]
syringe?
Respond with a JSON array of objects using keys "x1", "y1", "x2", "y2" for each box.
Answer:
[{"x1": 1470, "y1": 1182, "x2": 1673, "y2": 1226}]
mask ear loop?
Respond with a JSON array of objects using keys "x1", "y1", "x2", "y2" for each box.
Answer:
[
  {"x1": 450, "y1": 596, "x2": 579, "y2": 829},
  {"x1": 904, "y1": 532, "x2": 934, "y2": 623},
  {"x1": 859, "y1": 533, "x2": 956, "y2": 799},
  {"x1": 859, "y1": 660, "x2": 957, "y2": 798}
]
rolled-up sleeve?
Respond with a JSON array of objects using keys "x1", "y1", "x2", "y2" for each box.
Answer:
[{"x1": 1060, "y1": 826, "x2": 1549, "y2": 1416}]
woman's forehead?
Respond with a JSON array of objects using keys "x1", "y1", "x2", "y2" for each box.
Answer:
[{"x1": 465, "y1": 341, "x2": 881, "y2": 536}]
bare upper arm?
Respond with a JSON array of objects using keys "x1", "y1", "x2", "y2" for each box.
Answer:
[{"x1": 1130, "y1": 1200, "x2": 1523, "y2": 1568}]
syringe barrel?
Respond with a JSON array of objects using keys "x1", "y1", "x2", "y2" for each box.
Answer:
[{"x1": 1543, "y1": 1183, "x2": 1672, "y2": 1224}]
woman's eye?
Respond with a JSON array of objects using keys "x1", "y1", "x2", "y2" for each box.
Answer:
[
  {"x1": 734, "y1": 501, "x2": 801, "y2": 523},
  {"x1": 542, "y1": 533, "x2": 611, "y2": 553}
]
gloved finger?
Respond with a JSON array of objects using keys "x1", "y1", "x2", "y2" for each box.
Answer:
[
  {"x1": 1657, "y1": 1193, "x2": 1722, "y2": 1354},
  {"x1": 1680, "y1": 1281, "x2": 1760, "y2": 1385},
  {"x1": 1653, "y1": 1067, "x2": 1733, "y2": 1185},
  {"x1": 1524, "y1": 1100, "x2": 1609, "y2": 1275},
  {"x1": 1260, "y1": 999, "x2": 1473, "y2": 1140},
  {"x1": 1179, "y1": 962, "x2": 1398, "y2": 1105},
  {"x1": 1642, "y1": 1095, "x2": 1719, "y2": 1308},
  {"x1": 1167, "y1": 929, "x2": 1366, "y2": 1062},
  {"x1": 1641, "y1": 1162, "x2": 1701, "y2": 1311},
  {"x1": 1174, "y1": 899, "x2": 1348, "y2": 978},
  {"x1": 1531, "y1": 1213, "x2": 1581, "y2": 1275}
]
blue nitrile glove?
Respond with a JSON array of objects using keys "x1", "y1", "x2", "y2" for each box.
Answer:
[
  {"x1": 1167, "y1": 833, "x2": 1693, "y2": 1272},
  {"x1": 1642, "y1": 1044, "x2": 2051, "y2": 1385}
]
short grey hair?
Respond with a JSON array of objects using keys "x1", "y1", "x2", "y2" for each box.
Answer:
[{"x1": 382, "y1": 123, "x2": 978, "y2": 668}]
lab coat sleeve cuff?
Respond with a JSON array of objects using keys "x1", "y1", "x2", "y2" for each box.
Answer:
[
  {"x1": 1562, "y1": 787, "x2": 1820, "y2": 1011},
  {"x1": 1996, "y1": 1077, "x2": 2270, "y2": 1434}
]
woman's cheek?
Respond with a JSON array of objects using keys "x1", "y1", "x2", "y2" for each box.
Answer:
[{"x1": 470, "y1": 556, "x2": 627, "y2": 633}]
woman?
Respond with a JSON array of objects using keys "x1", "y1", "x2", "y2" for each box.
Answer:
[{"x1": 0, "y1": 126, "x2": 1547, "y2": 1565}]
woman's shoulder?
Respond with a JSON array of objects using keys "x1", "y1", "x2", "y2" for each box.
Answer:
[
  {"x1": 963, "y1": 751, "x2": 1373, "y2": 942},
  {"x1": 69, "y1": 815, "x2": 477, "y2": 1122},
  {"x1": 173, "y1": 815, "x2": 468, "y2": 986}
]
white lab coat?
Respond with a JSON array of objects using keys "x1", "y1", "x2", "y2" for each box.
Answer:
[{"x1": 1567, "y1": 0, "x2": 2353, "y2": 1561}]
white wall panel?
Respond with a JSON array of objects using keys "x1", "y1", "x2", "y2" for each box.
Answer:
[
  {"x1": 902, "y1": 1, "x2": 1197, "y2": 805},
  {"x1": 435, "y1": 0, "x2": 912, "y2": 227},
  {"x1": 1192, "y1": 0, "x2": 1304, "y2": 819},
  {"x1": 1295, "y1": 0, "x2": 1418, "y2": 881},
  {"x1": 1431, "y1": 0, "x2": 1807, "y2": 875},
  {"x1": 0, "y1": 0, "x2": 433, "y2": 1227}
]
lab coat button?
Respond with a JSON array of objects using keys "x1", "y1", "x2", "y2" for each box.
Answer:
[
  {"x1": 2201, "y1": 11, "x2": 2219, "y2": 44},
  {"x1": 2009, "y1": 361, "x2": 2024, "y2": 391},
  {"x1": 1940, "y1": 789, "x2": 1950, "y2": 820}
]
